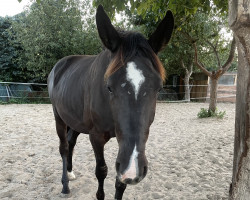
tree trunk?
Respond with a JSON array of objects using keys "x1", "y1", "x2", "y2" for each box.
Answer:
[
  {"x1": 229, "y1": 0, "x2": 250, "y2": 199},
  {"x1": 183, "y1": 73, "x2": 190, "y2": 101},
  {"x1": 208, "y1": 76, "x2": 218, "y2": 113},
  {"x1": 193, "y1": 36, "x2": 236, "y2": 113},
  {"x1": 181, "y1": 60, "x2": 192, "y2": 102}
]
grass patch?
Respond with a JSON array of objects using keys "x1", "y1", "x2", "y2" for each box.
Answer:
[{"x1": 197, "y1": 108, "x2": 226, "y2": 119}]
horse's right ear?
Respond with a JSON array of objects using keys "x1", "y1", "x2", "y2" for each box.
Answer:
[
  {"x1": 148, "y1": 11, "x2": 174, "y2": 54},
  {"x1": 96, "y1": 5, "x2": 121, "y2": 52}
]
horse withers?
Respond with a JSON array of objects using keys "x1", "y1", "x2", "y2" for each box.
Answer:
[{"x1": 48, "y1": 5, "x2": 174, "y2": 200}]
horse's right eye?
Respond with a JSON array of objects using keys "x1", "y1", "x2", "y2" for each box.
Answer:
[
  {"x1": 107, "y1": 86, "x2": 113, "y2": 93},
  {"x1": 157, "y1": 87, "x2": 163, "y2": 94}
]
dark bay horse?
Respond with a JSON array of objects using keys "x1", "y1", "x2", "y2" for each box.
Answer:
[{"x1": 48, "y1": 5, "x2": 174, "y2": 200}]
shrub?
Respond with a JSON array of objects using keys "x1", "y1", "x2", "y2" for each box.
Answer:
[{"x1": 197, "y1": 108, "x2": 226, "y2": 119}]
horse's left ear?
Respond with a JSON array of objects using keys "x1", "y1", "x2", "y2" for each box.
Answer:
[
  {"x1": 96, "y1": 5, "x2": 121, "y2": 52},
  {"x1": 148, "y1": 11, "x2": 174, "y2": 54}
]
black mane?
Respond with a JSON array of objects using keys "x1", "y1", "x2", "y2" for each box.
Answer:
[{"x1": 118, "y1": 30, "x2": 152, "y2": 60}]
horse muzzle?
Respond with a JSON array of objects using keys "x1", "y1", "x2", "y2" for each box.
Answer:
[{"x1": 116, "y1": 162, "x2": 148, "y2": 185}]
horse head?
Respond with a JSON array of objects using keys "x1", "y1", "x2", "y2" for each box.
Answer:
[{"x1": 96, "y1": 5, "x2": 174, "y2": 185}]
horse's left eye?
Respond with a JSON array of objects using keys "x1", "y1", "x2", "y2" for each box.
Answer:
[{"x1": 107, "y1": 86, "x2": 113, "y2": 93}]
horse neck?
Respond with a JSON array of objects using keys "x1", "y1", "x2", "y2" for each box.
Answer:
[{"x1": 88, "y1": 49, "x2": 112, "y2": 81}]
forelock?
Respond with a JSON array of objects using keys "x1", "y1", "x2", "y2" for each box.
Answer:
[{"x1": 104, "y1": 31, "x2": 166, "y2": 81}]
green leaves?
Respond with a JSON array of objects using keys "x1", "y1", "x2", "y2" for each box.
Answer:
[
  {"x1": 93, "y1": 0, "x2": 228, "y2": 24},
  {"x1": 11, "y1": 0, "x2": 102, "y2": 83},
  {"x1": 197, "y1": 107, "x2": 226, "y2": 119},
  {"x1": 12, "y1": 0, "x2": 232, "y2": 83},
  {"x1": 17, "y1": 0, "x2": 40, "y2": 3},
  {"x1": 0, "y1": 17, "x2": 23, "y2": 82}
]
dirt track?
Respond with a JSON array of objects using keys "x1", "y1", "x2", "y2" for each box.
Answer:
[{"x1": 0, "y1": 103, "x2": 235, "y2": 200}]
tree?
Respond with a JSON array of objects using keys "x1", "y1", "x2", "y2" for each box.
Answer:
[
  {"x1": 181, "y1": 58, "x2": 193, "y2": 101},
  {"x1": 135, "y1": 9, "x2": 235, "y2": 104},
  {"x1": 193, "y1": 37, "x2": 236, "y2": 113},
  {"x1": 228, "y1": 0, "x2": 250, "y2": 199},
  {"x1": 163, "y1": 11, "x2": 228, "y2": 102},
  {"x1": 176, "y1": 10, "x2": 237, "y2": 110},
  {"x1": 162, "y1": 9, "x2": 236, "y2": 107},
  {"x1": 0, "y1": 16, "x2": 24, "y2": 82},
  {"x1": 160, "y1": 31, "x2": 195, "y2": 101},
  {"x1": 93, "y1": 0, "x2": 227, "y2": 20},
  {"x1": 13, "y1": 0, "x2": 102, "y2": 83},
  {"x1": 168, "y1": 12, "x2": 236, "y2": 106},
  {"x1": 13, "y1": 0, "x2": 83, "y2": 82}
]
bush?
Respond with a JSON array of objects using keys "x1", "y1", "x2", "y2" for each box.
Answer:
[{"x1": 197, "y1": 108, "x2": 226, "y2": 119}]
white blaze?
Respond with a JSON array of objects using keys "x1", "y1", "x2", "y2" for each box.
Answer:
[
  {"x1": 121, "y1": 145, "x2": 139, "y2": 180},
  {"x1": 126, "y1": 62, "x2": 145, "y2": 100}
]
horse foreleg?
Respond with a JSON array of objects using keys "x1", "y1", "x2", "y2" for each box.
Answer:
[
  {"x1": 67, "y1": 128, "x2": 80, "y2": 180},
  {"x1": 54, "y1": 113, "x2": 70, "y2": 195},
  {"x1": 115, "y1": 176, "x2": 127, "y2": 200},
  {"x1": 89, "y1": 133, "x2": 110, "y2": 200}
]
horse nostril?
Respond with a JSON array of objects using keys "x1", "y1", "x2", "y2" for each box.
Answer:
[
  {"x1": 134, "y1": 177, "x2": 139, "y2": 183},
  {"x1": 124, "y1": 178, "x2": 132, "y2": 184},
  {"x1": 116, "y1": 162, "x2": 120, "y2": 172},
  {"x1": 143, "y1": 166, "x2": 148, "y2": 177}
]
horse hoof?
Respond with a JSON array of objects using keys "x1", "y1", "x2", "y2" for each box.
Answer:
[
  {"x1": 61, "y1": 186, "x2": 70, "y2": 197},
  {"x1": 60, "y1": 192, "x2": 71, "y2": 198},
  {"x1": 67, "y1": 171, "x2": 76, "y2": 181},
  {"x1": 96, "y1": 190, "x2": 105, "y2": 200}
]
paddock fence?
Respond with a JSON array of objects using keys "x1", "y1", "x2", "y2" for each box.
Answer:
[
  {"x1": 0, "y1": 81, "x2": 236, "y2": 103},
  {"x1": 0, "y1": 82, "x2": 49, "y2": 103},
  {"x1": 158, "y1": 84, "x2": 236, "y2": 103}
]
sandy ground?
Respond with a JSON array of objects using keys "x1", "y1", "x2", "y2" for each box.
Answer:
[{"x1": 0, "y1": 103, "x2": 235, "y2": 200}]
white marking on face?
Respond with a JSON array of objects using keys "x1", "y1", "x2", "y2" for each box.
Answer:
[
  {"x1": 143, "y1": 92, "x2": 147, "y2": 96},
  {"x1": 121, "y1": 83, "x2": 126, "y2": 87},
  {"x1": 121, "y1": 145, "x2": 139, "y2": 181},
  {"x1": 126, "y1": 62, "x2": 145, "y2": 100}
]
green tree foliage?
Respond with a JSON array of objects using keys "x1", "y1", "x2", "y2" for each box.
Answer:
[
  {"x1": 119, "y1": 7, "x2": 235, "y2": 77},
  {"x1": 93, "y1": 0, "x2": 228, "y2": 22},
  {"x1": 167, "y1": 11, "x2": 235, "y2": 73},
  {"x1": 14, "y1": 0, "x2": 234, "y2": 83},
  {"x1": 92, "y1": 0, "x2": 234, "y2": 74},
  {"x1": 13, "y1": 0, "x2": 102, "y2": 83},
  {"x1": 0, "y1": 17, "x2": 17, "y2": 81},
  {"x1": 18, "y1": 0, "x2": 41, "y2": 4},
  {"x1": 0, "y1": 14, "x2": 37, "y2": 83}
]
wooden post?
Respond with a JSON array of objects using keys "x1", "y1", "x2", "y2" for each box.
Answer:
[{"x1": 229, "y1": 0, "x2": 250, "y2": 199}]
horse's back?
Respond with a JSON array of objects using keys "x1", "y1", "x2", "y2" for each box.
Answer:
[
  {"x1": 48, "y1": 55, "x2": 96, "y2": 95},
  {"x1": 48, "y1": 55, "x2": 96, "y2": 132}
]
